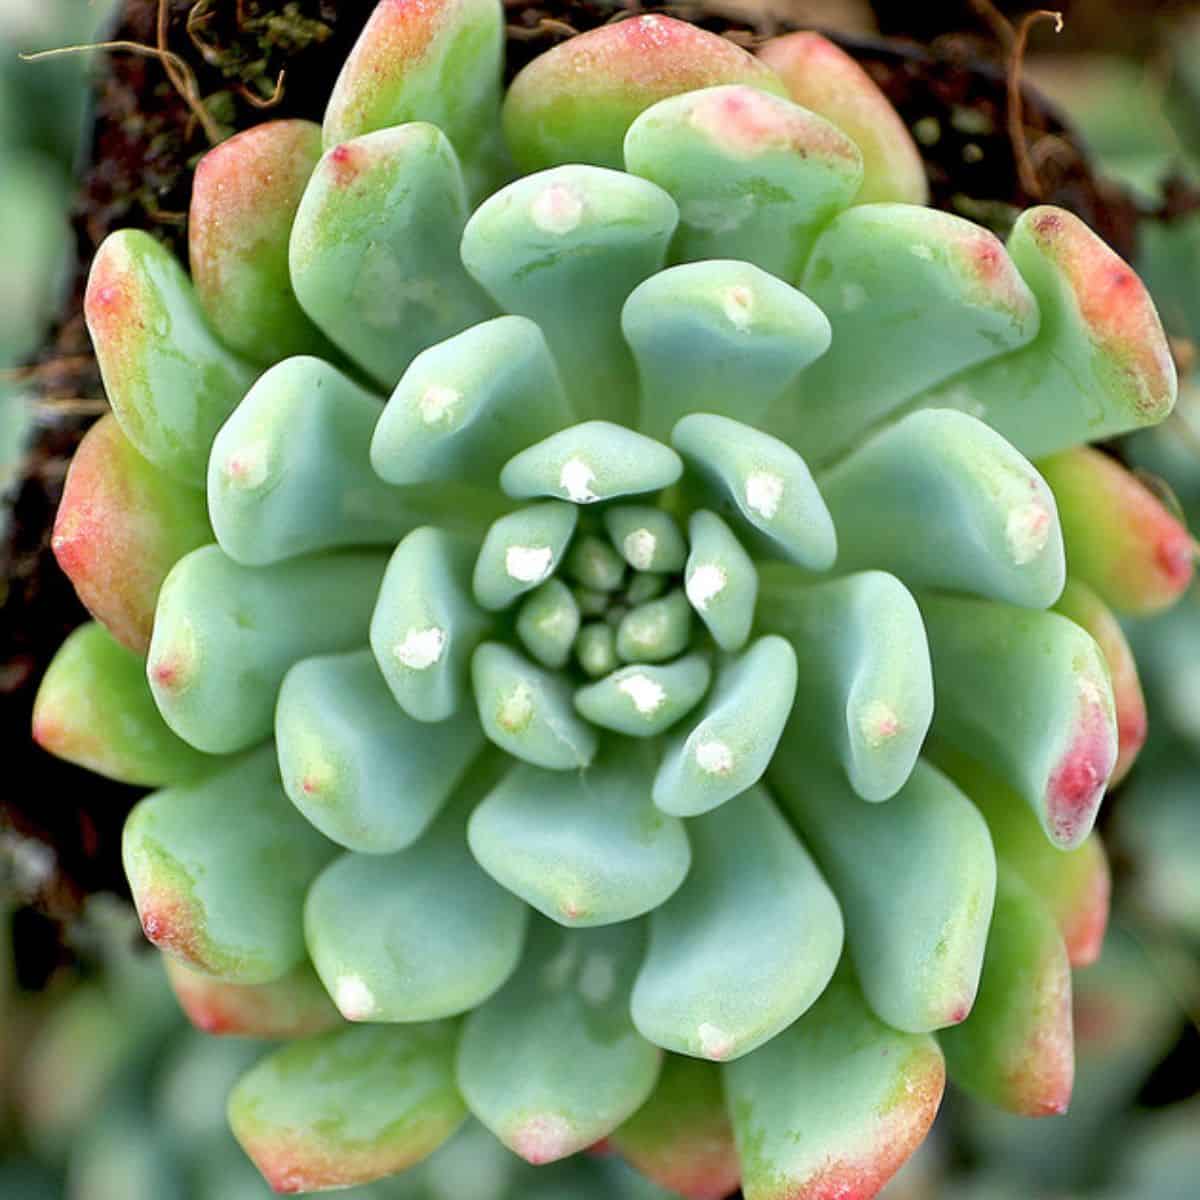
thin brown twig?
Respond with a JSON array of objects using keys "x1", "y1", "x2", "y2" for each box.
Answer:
[
  {"x1": 31, "y1": 398, "x2": 110, "y2": 417},
  {"x1": 237, "y1": 68, "x2": 286, "y2": 109},
  {"x1": 1008, "y1": 10, "x2": 1064, "y2": 198},
  {"x1": 20, "y1": 33, "x2": 222, "y2": 146},
  {"x1": 157, "y1": 0, "x2": 218, "y2": 144}
]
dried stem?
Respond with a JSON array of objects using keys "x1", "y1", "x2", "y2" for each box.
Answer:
[
  {"x1": 1009, "y1": 11, "x2": 1064, "y2": 198},
  {"x1": 21, "y1": 27, "x2": 223, "y2": 147}
]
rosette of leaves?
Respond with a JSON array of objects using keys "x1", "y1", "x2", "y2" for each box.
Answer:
[{"x1": 31, "y1": 4, "x2": 1194, "y2": 1198}]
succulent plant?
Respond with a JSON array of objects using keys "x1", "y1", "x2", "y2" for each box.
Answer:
[{"x1": 31, "y1": 3, "x2": 1194, "y2": 1197}]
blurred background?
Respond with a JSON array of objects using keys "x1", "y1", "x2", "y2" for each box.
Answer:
[{"x1": 1, "y1": 2, "x2": 1198, "y2": 1198}]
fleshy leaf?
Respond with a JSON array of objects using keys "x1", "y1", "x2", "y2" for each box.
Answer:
[
  {"x1": 939, "y1": 868, "x2": 1074, "y2": 1116},
  {"x1": 208, "y1": 356, "x2": 415, "y2": 566},
  {"x1": 818, "y1": 408, "x2": 1066, "y2": 608},
  {"x1": 457, "y1": 919, "x2": 661, "y2": 1164},
  {"x1": 574, "y1": 654, "x2": 712, "y2": 738},
  {"x1": 164, "y1": 956, "x2": 342, "y2": 1039},
  {"x1": 516, "y1": 579, "x2": 581, "y2": 670},
  {"x1": 603, "y1": 506, "x2": 688, "y2": 575},
  {"x1": 576, "y1": 621, "x2": 620, "y2": 679},
  {"x1": 229, "y1": 1023, "x2": 466, "y2": 1193},
  {"x1": 322, "y1": 0, "x2": 505, "y2": 197},
  {"x1": 916, "y1": 207, "x2": 1177, "y2": 457},
  {"x1": 615, "y1": 588, "x2": 692, "y2": 665},
  {"x1": 757, "y1": 32, "x2": 928, "y2": 205},
  {"x1": 305, "y1": 784, "x2": 528, "y2": 1022},
  {"x1": 1053, "y1": 577, "x2": 1147, "y2": 784},
  {"x1": 563, "y1": 534, "x2": 626, "y2": 593},
  {"x1": 500, "y1": 421, "x2": 683, "y2": 504},
  {"x1": 189, "y1": 120, "x2": 332, "y2": 364},
  {"x1": 631, "y1": 786, "x2": 843, "y2": 1061},
  {"x1": 611, "y1": 1055, "x2": 740, "y2": 1200},
  {"x1": 758, "y1": 569, "x2": 933, "y2": 803},
  {"x1": 673, "y1": 413, "x2": 836, "y2": 569},
  {"x1": 370, "y1": 527, "x2": 490, "y2": 723},
  {"x1": 771, "y1": 756, "x2": 996, "y2": 1033},
  {"x1": 372, "y1": 315, "x2": 571, "y2": 486},
  {"x1": 51, "y1": 413, "x2": 212, "y2": 655},
  {"x1": 624, "y1": 85, "x2": 862, "y2": 277},
  {"x1": 473, "y1": 501, "x2": 578, "y2": 612},
  {"x1": 276, "y1": 649, "x2": 485, "y2": 853},
  {"x1": 772, "y1": 205, "x2": 1038, "y2": 464},
  {"x1": 683, "y1": 510, "x2": 759, "y2": 653},
  {"x1": 123, "y1": 746, "x2": 335, "y2": 984},
  {"x1": 933, "y1": 745, "x2": 1111, "y2": 968},
  {"x1": 33, "y1": 623, "x2": 215, "y2": 787},
  {"x1": 472, "y1": 642, "x2": 597, "y2": 769},
  {"x1": 653, "y1": 636, "x2": 797, "y2": 817},
  {"x1": 1038, "y1": 445, "x2": 1193, "y2": 615},
  {"x1": 291, "y1": 124, "x2": 495, "y2": 388},
  {"x1": 920, "y1": 593, "x2": 1117, "y2": 848},
  {"x1": 84, "y1": 230, "x2": 258, "y2": 485},
  {"x1": 725, "y1": 970, "x2": 945, "y2": 1200},
  {"x1": 502, "y1": 14, "x2": 787, "y2": 172},
  {"x1": 623, "y1": 261, "x2": 830, "y2": 441},
  {"x1": 148, "y1": 546, "x2": 387, "y2": 755},
  {"x1": 468, "y1": 740, "x2": 691, "y2": 926},
  {"x1": 461, "y1": 167, "x2": 678, "y2": 422}
]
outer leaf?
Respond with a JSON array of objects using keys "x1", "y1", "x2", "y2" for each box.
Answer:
[
  {"x1": 758, "y1": 569, "x2": 933, "y2": 803},
  {"x1": 84, "y1": 230, "x2": 257, "y2": 485},
  {"x1": 471, "y1": 642, "x2": 597, "y2": 769},
  {"x1": 818, "y1": 409, "x2": 1066, "y2": 608},
  {"x1": 372, "y1": 314, "x2": 571, "y2": 486},
  {"x1": 919, "y1": 593, "x2": 1117, "y2": 848},
  {"x1": 123, "y1": 746, "x2": 335, "y2": 984},
  {"x1": 457, "y1": 919, "x2": 661, "y2": 1164},
  {"x1": 757, "y1": 32, "x2": 928, "y2": 205},
  {"x1": 1038, "y1": 445, "x2": 1193, "y2": 615},
  {"x1": 164, "y1": 956, "x2": 342, "y2": 1039},
  {"x1": 468, "y1": 740, "x2": 691, "y2": 926},
  {"x1": 229, "y1": 1023, "x2": 466, "y2": 1193},
  {"x1": 611, "y1": 1055, "x2": 740, "y2": 1200},
  {"x1": 632, "y1": 786, "x2": 843, "y2": 1061},
  {"x1": 774, "y1": 204, "x2": 1038, "y2": 464},
  {"x1": 771, "y1": 756, "x2": 996, "y2": 1033},
  {"x1": 725, "y1": 970, "x2": 945, "y2": 1200},
  {"x1": 322, "y1": 0, "x2": 505, "y2": 196},
  {"x1": 370, "y1": 527, "x2": 490, "y2": 723},
  {"x1": 189, "y1": 120, "x2": 332, "y2": 364},
  {"x1": 917, "y1": 207, "x2": 1177, "y2": 456},
  {"x1": 208, "y1": 356, "x2": 415, "y2": 566},
  {"x1": 291, "y1": 124, "x2": 495, "y2": 387},
  {"x1": 276, "y1": 649, "x2": 485, "y2": 853},
  {"x1": 33, "y1": 622, "x2": 214, "y2": 787},
  {"x1": 624, "y1": 85, "x2": 862, "y2": 277},
  {"x1": 305, "y1": 785, "x2": 528, "y2": 1022},
  {"x1": 940, "y1": 868, "x2": 1074, "y2": 1116},
  {"x1": 933, "y1": 745, "x2": 1110, "y2": 967},
  {"x1": 502, "y1": 15, "x2": 787, "y2": 172},
  {"x1": 1053, "y1": 578, "x2": 1146, "y2": 785},
  {"x1": 624, "y1": 261, "x2": 830, "y2": 441},
  {"x1": 147, "y1": 546, "x2": 387, "y2": 755},
  {"x1": 461, "y1": 167, "x2": 678, "y2": 422},
  {"x1": 51, "y1": 414, "x2": 211, "y2": 654}
]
